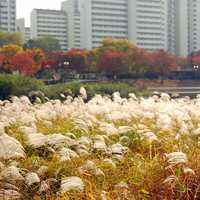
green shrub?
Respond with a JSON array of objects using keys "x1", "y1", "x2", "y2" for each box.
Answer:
[
  {"x1": 0, "y1": 75, "x2": 149, "y2": 101},
  {"x1": 42, "y1": 81, "x2": 149, "y2": 100},
  {"x1": 0, "y1": 75, "x2": 13, "y2": 100},
  {"x1": 84, "y1": 82, "x2": 139, "y2": 99},
  {"x1": 41, "y1": 81, "x2": 81, "y2": 99},
  {"x1": 0, "y1": 74, "x2": 44, "y2": 100}
]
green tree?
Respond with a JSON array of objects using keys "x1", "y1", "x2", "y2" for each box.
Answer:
[
  {"x1": 0, "y1": 32, "x2": 23, "y2": 46},
  {"x1": 24, "y1": 37, "x2": 61, "y2": 53}
]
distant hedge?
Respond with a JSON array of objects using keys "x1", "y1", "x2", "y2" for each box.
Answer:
[
  {"x1": 0, "y1": 74, "x2": 149, "y2": 100},
  {"x1": 0, "y1": 74, "x2": 44, "y2": 100},
  {"x1": 41, "y1": 81, "x2": 149, "y2": 100}
]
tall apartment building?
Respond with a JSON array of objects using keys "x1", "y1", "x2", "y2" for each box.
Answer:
[
  {"x1": 128, "y1": 0, "x2": 169, "y2": 52},
  {"x1": 27, "y1": 0, "x2": 200, "y2": 56},
  {"x1": 167, "y1": 0, "x2": 176, "y2": 54},
  {"x1": 30, "y1": 9, "x2": 68, "y2": 50},
  {"x1": 80, "y1": 0, "x2": 177, "y2": 52},
  {"x1": 79, "y1": 0, "x2": 200, "y2": 56},
  {"x1": 61, "y1": 0, "x2": 81, "y2": 49},
  {"x1": 188, "y1": 0, "x2": 200, "y2": 54},
  {"x1": 173, "y1": 0, "x2": 200, "y2": 56},
  {"x1": 80, "y1": 0, "x2": 128, "y2": 49},
  {"x1": 0, "y1": 0, "x2": 16, "y2": 32},
  {"x1": 174, "y1": 0, "x2": 189, "y2": 57},
  {"x1": 128, "y1": 0, "x2": 200, "y2": 56}
]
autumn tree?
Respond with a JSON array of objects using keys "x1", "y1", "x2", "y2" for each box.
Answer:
[
  {"x1": 36, "y1": 59, "x2": 58, "y2": 79},
  {"x1": 150, "y1": 50, "x2": 177, "y2": 80},
  {"x1": 0, "y1": 45, "x2": 23, "y2": 73},
  {"x1": 0, "y1": 54, "x2": 5, "y2": 72},
  {"x1": 176, "y1": 57, "x2": 188, "y2": 69},
  {"x1": 99, "y1": 38, "x2": 135, "y2": 52},
  {"x1": 192, "y1": 55, "x2": 200, "y2": 67},
  {"x1": 49, "y1": 49, "x2": 89, "y2": 73},
  {"x1": 97, "y1": 50, "x2": 129, "y2": 78},
  {"x1": 26, "y1": 48, "x2": 46, "y2": 66},
  {"x1": 41, "y1": 60, "x2": 57, "y2": 70},
  {"x1": 65, "y1": 49, "x2": 89, "y2": 73},
  {"x1": 86, "y1": 48, "x2": 99, "y2": 73},
  {"x1": 127, "y1": 47, "x2": 152, "y2": 74},
  {"x1": 95, "y1": 38, "x2": 136, "y2": 77},
  {"x1": 0, "y1": 44, "x2": 22, "y2": 58},
  {"x1": 10, "y1": 52, "x2": 39, "y2": 76},
  {"x1": 41, "y1": 51, "x2": 64, "y2": 76}
]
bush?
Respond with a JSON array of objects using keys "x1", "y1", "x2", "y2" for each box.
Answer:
[
  {"x1": 84, "y1": 82, "x2": 139, "y2": 99},
  {"x1": 0, "y1": 75, "x2": 149, "y2": 101},
  {"x1": 0, "y1": 75, "x2": 12, "y2": 99},
  {"x1": 41, "y1": 81, "x2": 81, "y2": 99},
  {"x1": 42, "y1": 81, "x2": 149, "y2": 100},
  {"x1": 0, "y1": 74, "x2": 44, "y2": 100}
]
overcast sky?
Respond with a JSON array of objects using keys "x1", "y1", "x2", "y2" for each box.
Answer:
[{"x1": 17, "y1": 0, "x2": 64, "y2": 26}]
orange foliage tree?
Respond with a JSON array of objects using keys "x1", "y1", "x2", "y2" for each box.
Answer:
[
  {"x1": 0, "y1": 44, "x2": 22, "y2": 58},
  {"x1": 26, "y1": 48, "x2": 46, "y2": 66},
  {"x1": 0, "y1": 46, "x2": 45, "y2": 75}
]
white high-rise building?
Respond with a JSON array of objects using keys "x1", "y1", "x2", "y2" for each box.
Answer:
[
  {"x1": 30, "y1": 9, "x2": 68, "y2": 50},
  {"x1": 167, "y1": 0, "x2": 176, "y2": 54},
  {"x1": 128, "y1": 0, "x2": 169, "y2": 52},
  {"x1": 27, "y1": 0, "x2": 200, "y2": 56},
  {"x1": 173, "y1": 0, "x2": 200, "y2": 56},
  {"x1": 61, "y1": 0, "x2": 81, "y2": 49},
  {"x1": 80, "y1": 0, "x2": 128, "y2": 49},
  {"x1": 0, "y1": 0, "x2": 16, "y2": 32},
  {"x1": 80, "y1": 0, "x2": 177, "y2": 52},
  {"x1": 188, "y1": 0, "x2": 200, "y2": 54},
  {"x1": 174, "y1": 0, "x2": 189, "y2": 57}
]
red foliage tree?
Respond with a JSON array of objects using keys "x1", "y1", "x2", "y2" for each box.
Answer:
[
  {"x1": 98, "y1": 50, "x2": 128, "y2": 77},
  {"x1": 0, "y1": 54, "x2": 5, "y2": 69},
  {"x1": 41, "y1": 60, "x2": 57, "y2": 70},
  {"x1": 192, "y1": 55, "x2": 200, "y2": 66},
  {"x1": 48, "y1": 49, "x2": 89, "y2": 73},
  {"x1": 150, "y1": 50, "x2": 177, "y2": 76},
  {"x1": 47, "y1": 51, "x2": 67, "y2": 70},
  {"x1": 10, "y1": 52, "x2": 39, "y2": 76},
  {"x1": 176, "y1": 57, "x2": 188, "y2": 70},
  {"x1": 64, "y1": 49, "x2": 88, "y2": 73}
]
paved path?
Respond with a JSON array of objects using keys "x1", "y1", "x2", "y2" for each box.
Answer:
[{"x1": 148, "y1": 86, "x2": 200, "y2": 96}]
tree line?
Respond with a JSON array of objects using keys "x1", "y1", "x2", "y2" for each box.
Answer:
[{"x1": 0, "y1": 32, "x2": 199, "y2": 80}]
